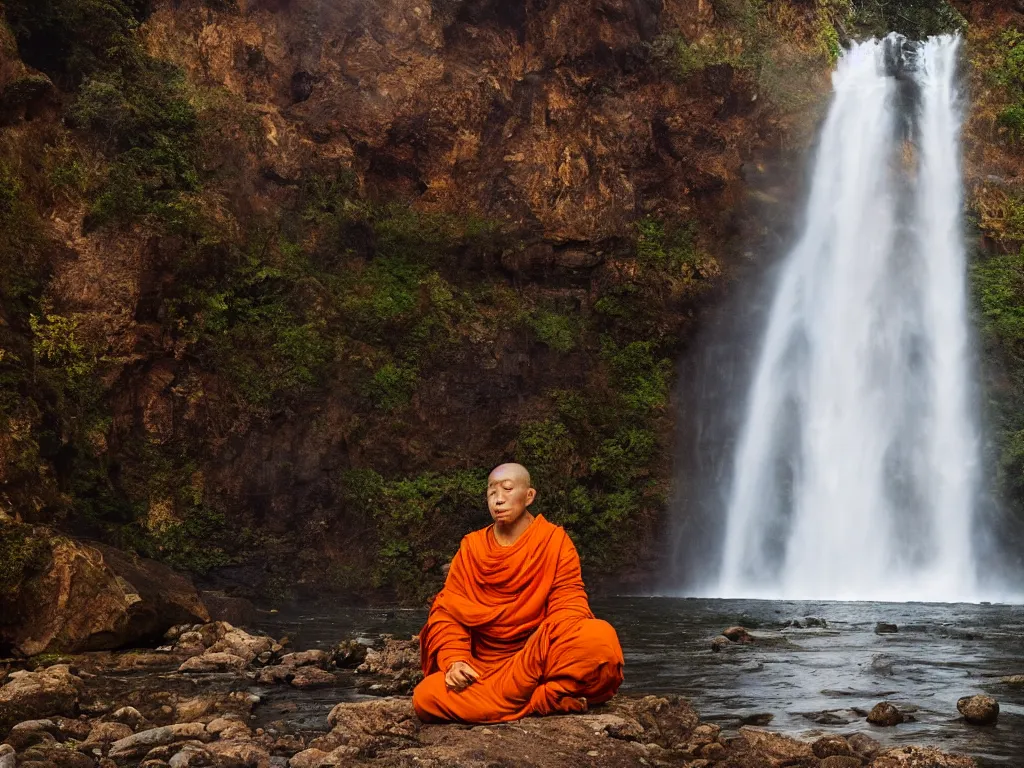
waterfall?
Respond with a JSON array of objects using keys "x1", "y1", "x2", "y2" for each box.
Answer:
[{"x1": 716, "y1": 35, "x2": 980, "y2": 601}]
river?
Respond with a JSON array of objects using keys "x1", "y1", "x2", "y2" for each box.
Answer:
[{"x1": 254, "y1": 596, "x2": 1024, "y2": 766}]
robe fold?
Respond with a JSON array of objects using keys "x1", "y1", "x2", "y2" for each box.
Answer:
[{"x1": 413, "y1": 515, "x2": 624, "y2": 723}]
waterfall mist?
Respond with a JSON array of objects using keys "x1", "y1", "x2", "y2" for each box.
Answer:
[{"x1": 675, "y1": 35, "x2": 1002, "y2": 602}]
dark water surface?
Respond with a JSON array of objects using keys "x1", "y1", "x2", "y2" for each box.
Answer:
[{"x1": 254, "y1": 597, "x2": 1024, "y2": 765}]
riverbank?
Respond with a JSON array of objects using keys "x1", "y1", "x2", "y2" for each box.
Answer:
[{"x1": 0, "y1": 620, "x2": 985, "y2": 768}]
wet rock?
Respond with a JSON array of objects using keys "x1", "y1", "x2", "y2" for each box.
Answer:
[
  {"x1": 804, "y1": 616, "x2": 828, "y2": 627},
  {"x1": 847, "y1": 732, "x2": 882, "y2": 759},
  {"x1": 330, "y1": 641, "x2": 367, "y2": 669},
  {"x1": 178, "y1": 652, "x2": 248, "y2": 673},
  {"x1": 167, "y1": 745, "x2": 212, "y2": 768},
  {"x1": 737, "y1": 712, "x2": 773, "y2": 726},
  {"x1": 108, "y1": 723, "x2": 212, "y2": 759},
  {"x1": 813, "y1": 734, "x2": 856, "y2": 758},
  {"x1": 289, "y1": 667, "x2": 336, "y2": 689},
  {"x1": 205, "y1": 717, "x2": 251, "y2": 741},
  {"x1": 82, "y1": 721, "x2": 134, "y2": 746},
  {"x1": 722, "y1": 626, "x2": 753, "y2": 643},
  {"x1": 107, "y1": 706, "x2": 147, "y2": 730},
  {"x1": 875, "y1": 622, "x2": 899, "y2": 634},
  {"x1": 356, "y1": 636, "x2": 420, "y2": 676},
  {"x1": 207, "y1": 627, "x2": 274, "y2": 665},
  {"x1": 870, "y1": 746, "x2": 976, "y2": 767},
  {"x1": 0, "y1": 665, "x2": 84, "y2": 730},
  {"x1": 957, "y1": 694, "x2": 999, "y2": 725},
  {"x1": 0, "y1": 536, "x2": 209, "y2": 657},
  {"x1": 287, "y1": 749, "x2": 328, "y2": 768},
  {"x1": 3, "y1": 726, "x2": 56, "y2": 751},
  {"x1": 801, "y1": 710, "x2": 853, "y2": 725},
  {"x1": 1000, "y1": 674, "x2": 1024, "y2": 685},
  {"x1": 710, "y1": 636, "x2": 730, "y2": 652},
  {"x1": 205, "y1": 739, "x2": 271, "y2": 767},
  {"x1": 737, "y1": 727, "x2": 814, "y2": 762},
  {"x1": 278, "y1": 650, "x2": 329, "y2": 669},
  {"x1": 867, "y1": 701, "x2": 905, "y2": 726},
  {"x1": 0, "y1": 745, "x2": 14, "y2": 768}
]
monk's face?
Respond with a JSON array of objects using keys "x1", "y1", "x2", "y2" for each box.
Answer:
[{"x1": 487, "y1": 465, "x2": 536, "y2": 525}]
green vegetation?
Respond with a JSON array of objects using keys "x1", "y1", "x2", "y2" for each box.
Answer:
[
  {"x1": 847, "y1": 0, "x2": 966, "y2": 39},
  {"x1": 340, "y1": 469, "x2": 488, "y2": 601},
  {"x1": 0, "y1": 523, "x2": 48, "y2": 607},
  {"x1": 0, "y1": 0, "x2": 719, "y2": 599}
]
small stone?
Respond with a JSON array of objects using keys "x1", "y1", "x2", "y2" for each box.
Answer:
[
  {"x1": 178, "y1": 652, "x2": 248, "y2": 673},
  {"x1": 875, "y1": 622, "x2": 898, "y2": 634},
  {"x1": 723, "y1": 626, "x2": 753, "y2": 643},
  {"x1": 710, "y1": 636, "x2": 730, "y2": 653},
  {"x1": 288, "y1": 748, "x2": 328, "y2": 768},
  {"x1": 108, "y1": 706, "x2": 148, "y2": 730},
  {"x1": 957, "y1": 694, "x2": 999, "y2": 725},
  {"x1": 586, "y1": 751, "x2": 599, "y2": 757},
  {"x1": 867, "y1": 701, "x2": 904, "y2": 726}
]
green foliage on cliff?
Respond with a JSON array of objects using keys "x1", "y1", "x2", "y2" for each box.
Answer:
[
  {"x1": 0, "y1": 523, "x2": 47, "y2": 605},
  {"x1": 848, "y1": 0, "x2": 966, "y2": 39},
  {"x1": 0, "y1": 0, "x2": 708, "y2": 600},
  {"x1": 340, "y1": 468, "x2": 488, "y2": 601}
]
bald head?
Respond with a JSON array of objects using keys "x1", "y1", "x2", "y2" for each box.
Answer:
[{"x1": 488, "y1": 463, "x2": 531, "y2": 486}]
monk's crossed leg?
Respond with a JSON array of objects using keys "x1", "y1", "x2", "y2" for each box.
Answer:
[{"x1": 412, "y1": 618, "x2": 624, "y2": 723}]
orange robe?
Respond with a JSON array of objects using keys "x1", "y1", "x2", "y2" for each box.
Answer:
[{"x1": 412, "y1": 515, "x2": 624, "y2": 723}]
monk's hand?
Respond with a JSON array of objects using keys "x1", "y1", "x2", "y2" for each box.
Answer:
[{"x1": 444, "y1": 661, "x2": 479, "y2": 691}]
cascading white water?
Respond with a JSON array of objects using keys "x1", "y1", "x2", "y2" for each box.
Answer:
[{"x1": 716, "y1": 35, "x2": 980, "y2": 601}]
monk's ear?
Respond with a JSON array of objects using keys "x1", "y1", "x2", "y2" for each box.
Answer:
[{"x1": 525, "y1": 487, "x2": 537, "y2": 506}]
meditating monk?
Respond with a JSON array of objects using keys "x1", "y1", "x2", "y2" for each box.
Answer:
[{"x1": 412, "y1": 463, "x2": 624, "y2": 723}]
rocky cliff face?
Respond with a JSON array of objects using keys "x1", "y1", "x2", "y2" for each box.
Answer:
[{"x1": 6, "y1": 0, "x2": 1010, "y2": 609}]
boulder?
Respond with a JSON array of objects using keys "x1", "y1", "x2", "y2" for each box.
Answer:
[
  {"x1": 0, "y1": 529, "x2": 209, "y2": 656},
  {"x1": 108, "y1": 723, "x2": 211, "y2": 759},
  {"x1": 710, "y1": 636, "x2": 730, "y2": 652},
  {"x1": 957, "y1": 694, "x2": 999, "y2": 725},
  {"x1": 847, "y1": 732, "x2": 881, "y2": 759},
  {"x1": 999, "y1": 674, "x2": 1024, "y2": 685},
  {"x1": 0, "y1": 665, "x2": 84, "y2": 731},
  {"x1": 0, "y1": 745, "x2": 14, "y2": 768},
  {"x1": 875, "y1": 622, "x2": 899, "y2": 635},
  {"x1": 867, "y1": 701, "x2": 904, "y2": 726},
  {"x1": 813, "y1": 735, "x2": 856, "y2": 758}
]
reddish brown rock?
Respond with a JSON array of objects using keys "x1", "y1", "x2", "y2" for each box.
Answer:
[
  {"x1": 0, "y1": 533, "x2": 208, "y2": 657},
  {"x1": 867, "y1": 701, "x2": 905, "y2": 727}
]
